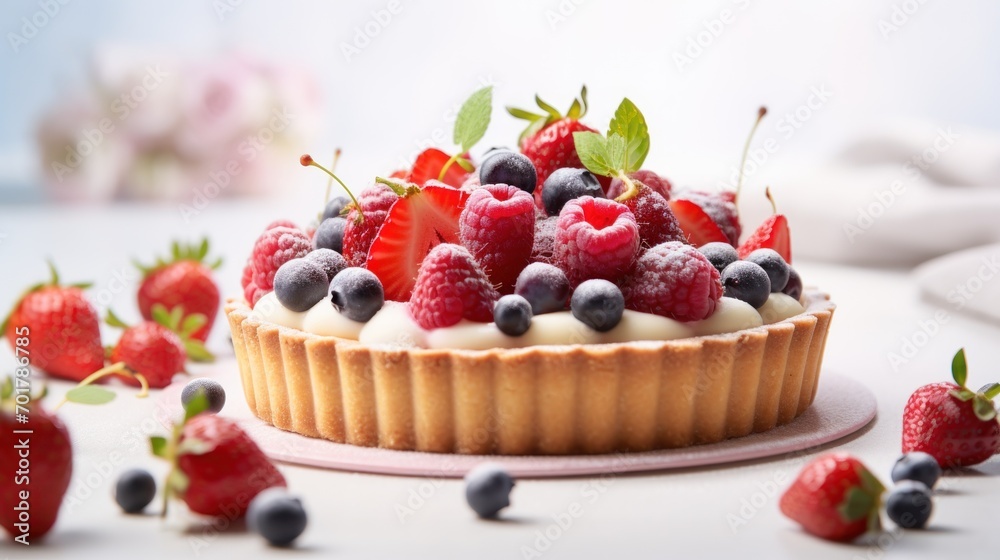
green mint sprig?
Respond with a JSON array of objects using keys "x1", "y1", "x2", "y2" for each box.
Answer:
[
  {"x1": 438, "y1": 86, "x2": 493, "y2": 181},
  {"x1": 572, "y1": 98, "x2": 650, "y2": 201}
]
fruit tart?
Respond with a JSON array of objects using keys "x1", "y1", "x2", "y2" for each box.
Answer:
[{"x1": 226, "y1": 89, "x2": 833, "y2": 455}]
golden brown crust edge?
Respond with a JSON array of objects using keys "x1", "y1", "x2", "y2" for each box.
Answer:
[{"x1": 224, "y1": 292, "x2": 835, "y2": 455}]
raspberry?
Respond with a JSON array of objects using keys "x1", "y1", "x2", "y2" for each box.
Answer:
[
  {"x1": 676, "y1": 190, "x2": 741, "y2": 246},
  {"x1": 459, "y1": 184, "x2": 535, "y2": 292},
  {"x1": 618, "y1": 183, "x2": 687, "y2": 249},
  {"x1": 408, "y1": 244, "x2": 500, "y2": 329},
  {"x1": 553, "y1": 197, "x2": 640, "y2": 286},
  {"x1": 265, "y1": 219, "x2": 299, "y2": 231},
  {"x1": 240, "y1": 261, "x2": 262, "y2": 304},
  {"x1": 607, "y1": 170, "x2": 672, "y2": 200},
  {"x1": 531, "y1": 216, "x2": 558, "y2": 264},
  {"x1": 623, "y1": 241, "x2": 723, "y2": 321},
  {"x1": 248, "y1": 226, "x2": 311, "y2": 301},
  {"x1": 342, "y1": 182, "x2": 399, "y2": 267}
]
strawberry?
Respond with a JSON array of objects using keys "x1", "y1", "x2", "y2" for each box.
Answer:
[
  {"x1": 1, "y1": 386, "x2": 73, "y2": 542},
  {"x1": 738, "y1": 188, "x2": 791, "y2": 263},
  {"x1": 675, "y1": 190, "x2": 741, "y2": 246},
  {"x1": 508, "y1": 86, "x2": 609, "y2": 208},
  {"x1": 106, "y1": 304, "x2": 209, "y2": 388},
  {"x1": 408, "y1": 244, "x2": 499, "y2": 329},
  {"x1": 135, "y1": 239, "x2": 221, "y2": 343},
  {"x1": 2, "y1": 264, "x2": 104, "y2": 381},
  {"x1": 365, "y1": 178, "x2": 470, "y2": 301},
  {"x1": 667, "y1": 199, "x2": 730, "y2": 247},
  {"x1": 779, "y1": 453, "x2": 885, "y2": 542},
  {"x1": 406, "y1": 148, "x2": 470, "y2": 188},
  {"x1": 152, "y1": 395, "x2": 285, "y2": 518},
  {"x1": 607, "y1": 169, "x2": 672, "y2": 200},
  {"x1": 902, "y1": 348, "x2": 1000, "y2": 468}
]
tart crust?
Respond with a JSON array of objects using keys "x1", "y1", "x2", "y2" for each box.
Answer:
[{"x1": 225, "y1": 291, "x2": 834, "y2": 455}]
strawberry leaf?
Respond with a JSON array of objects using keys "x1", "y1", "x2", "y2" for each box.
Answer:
[
  {"x1": 980, "y1": 382, "x2": 1000, "y2": 400},
  {"x1": 65, "y1": 385, "x2": 116, "y2": 405},
  {"x1": 180, "y1": 313, "x2": 207, "y2": 338},
  {"x1": 837, "y1": 487, "x2": 875, "y2": 522},
  {"x1": 573, "y1": 131, "x2": 618, "y2": 178},
  {"x1": 454, "y1": 86, "x2": 493, "y2": 153},
  {"x1": 972, "y1": 395, "x2": 997, "y2": 421},
  {"x1": 1, "y1": 377, "x2": 13, "y2": 400},
  {"x1": 183, "y1": 391, "x2": 210, "y2": 422},
  {"x1": 952, "y1": 348, "x2": 968, "y2": 387},
  {"x1": 607, "y1": 98, "x2": 650, "y2": 173},
  {"x1": 183, "y1": 340, "x2": 215, "y2": 363},
  {"x1": 105, "y1": 308, "x2": 130, "y2": 329},
  {"x1": 151, "y1": 303, "x2": 172, "y2": 327},
  {"x1": 167, "y1": 469, "x2": 189, "y2": 494},
  {"x1": 950, "y1": 388, "x2": 976, "y2": 402},
  {"x1": 177, "y1": 437, "x2": 213, "y2": 456},
  {"x1": 150, "y1": 435, "x2": 169, "y2": 458}
]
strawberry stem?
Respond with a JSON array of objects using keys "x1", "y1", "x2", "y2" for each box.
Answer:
[
  {"x1": 301, "y1": 154, "x2": 362, "y2": 223},
  {"x1": 437, "y1": 153, "x2": 461, "y2": 182},
  {"x1": 735, "y1": 106, "x2": 767, "y2": 204},
  {"x1": 52, "y1": 362, "x2": 149, "y2": 411}
]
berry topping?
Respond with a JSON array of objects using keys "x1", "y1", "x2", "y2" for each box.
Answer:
[
  {"x1": 783, "y1": 267, "x2": 803, "y2": 301},
  {"x1": 246, "y1": 226, "x2": 312, "y2": 304},
  {"x1": 720, "y1": 260, "x2": 771, "y2": 309},
  {"x1": 135, "y1": 239, "x2": 222, "y2": 343},
  {"x1": 885, "y1": 481, "x2": 933, "y2": 529},
  {"x1": 554, "y1": 197, "x2": 640, "y2": 286},
  {"x1": 313, "y1": 217, "x2": 346, "y2": 253},
  {"x1": 779, "y1": 453, "x2": 885, "y2": 542},
  {"x1": 738, "y1": 187, "x2": 792, "y2": 262},
  {"x1": 265, "y1": 219, "x2": 299, "y2": 231},
  {"x1": 530, "y1": 215, "x2": 558, "y2": 264},
  {"x1": 106, "y1": 311, "x2": 190, "y2": 388},
  {"x1": 514, "y1": 262, "x2": 571, "y2": 315},
  {"x1": 464, "y1": 463, "x2": 515, "y2": 519},
  {"x1": 273, "y1": 258, "x2": 330, "y2": 313},
  {"x1": 304, "y1": 248, "x2": 347, "y2": 282},
  {"x1": 607, "y1": 169, "x2": 672, "y2": 200},
  {"x1": 902, "y1": 348, "x2": 1000, "y2": 468},
  {"x1": 181, "y1": 378, "x2": 227, "y2": 414},
  {"x1": 342, "y1": 182, "x2": 400, "y2": 267},
  {"x1": 365, "y1": 179, "x2": 470, "y2": 301},
  {"x1": 623, "y1": 241, "x2": 723, "y2": 322},
  {"x1": 459, "y1": 184, "x2": 536, "y2": 292},
  {"x1": 322, "y1": 194, "x2": 350, "y2": 221},
  {"x1": 541, "y1": 167, "x2": 605, "y2": 217},
  {"x1": 479, "y1": 150, "x2": 537, "y2": 194},
  {"x1": 407, "y1": 148, "x2": 470, "y2": 188},
  {"x1": 115, "y1": 469, "x2": 157, "y2": 514},
  {"x1": 247, "y1": 488, "x2": 308, "y2": 547},
  {"x1": 891, "y1": 452, "x2": 941, "y2": 489},
  {"x1": 571, "y1": 279, "x2": 625, "y2": 332},
  {"x1": 432, "y1": 86, "x2": 493, "y2": 183},
  {"x1": 616, "y1": 182, "x2": 686, "y2": 248},
  {"x1": 329, "y1": 267, "x2": 384, "y2": 323},
  {"x1": 698, "y1": 242, "x2": 739, "y2": 274},
  {"x1": 745, "y1": 248, "x2": 790, "y2": 292},
  {"x1": 408, "y1": 244, "x2": 500, "y2": 329},
  {"x1": 675, "y1": 190, "x2": 741, "y2": 246},
  {"x1": 666, "y1": 199, "x2": 730, "y2": 247},
  {"x1": 493, "y1": 294, "x2": 533, "y2": 336}
]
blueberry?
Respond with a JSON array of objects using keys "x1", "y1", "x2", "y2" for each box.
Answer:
[
  {"x1": 247, "y1": 488, "x2": 308, "y2": 547},
  {"x1": 181, "y1": 378, "x2": 226, "y2": 414},
  {"x1": 321, "y1": 195, "x2": 350, "y2": 221},
  {"x1": 721, "y1": 261, "x2": 771, "y2": 308},
  {"x1": 329, "y1": 267, "x2": 384, "y2": 322},
  {"x1": 570, "y1": 279, "x2": 625, "y2": 332},
  {"x1": 273, "y1": 258, "x2": 330, "y2": 312},
  {"x1": 514, "y1": 262, "x2": 571, "y2": 314},
  {"x1": 891, "y1": 452, "x2": 941, "y2": 489},
  {"x1": 744, "y1": 248, "x2": 790, "y2": 293},
  {"x1": 885, "y1": 481, "x2": 933, "y2": 529},
  {"x1": 482, "y1": 146, "x2": 512, "y2": 159},
  {"x1": 464, "y1": 463, "x2": 515, "y2": 519},
  {"x1": 314, "y1": 217, "x2": 347, "y2": 253},
  {"x1": 541, "y1": 168, "x2": 604, "y2": 216},
  {"x1": 305, "y1": 248, "x2": 347, "y2": 282},
  {"x1": 494, "y1": 295, "x2": 533, "y2": 336},
  {"x1": 479, "y1": 151, "x2": 537, "y2": 194},
  {"x1": 114, "y1": 469, "x2": 156, "y2": 514},
  {"x1": 782, "y1": 267, "x2": 803, "y2": 301},
  {"x1": 698, "y1": 242, "x2": 739, "y2": 274}
]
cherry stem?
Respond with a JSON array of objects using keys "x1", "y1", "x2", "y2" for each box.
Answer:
[
  {"x1": 301, "y1": 154, "x2": 362, "y2": 222},
  {"x1": 735, "y1": 106, "x2": 767, "y2": 203},
  {"x1": 52, "y1": 362, "x2": 149, "y2": 411},
  {"x1": 437, "y1": 153, "x2": 460, "y2": 182},
  {"x1": 323, "y1": 148, "x2": 342, "y2": 207},
  {"x1": 375, "y1": 176, "x2": 414, "y2": 197},
  {"x1": 613, "y1": 171, "x2": 639, "y2": 202},
  {"x1": 765, "y1": 186, "x2": 778, "y2": 214}
]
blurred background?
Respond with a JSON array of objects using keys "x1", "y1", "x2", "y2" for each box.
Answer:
[{"x1": 2, "y1": 0, "x2": 1000, "y2": 338}]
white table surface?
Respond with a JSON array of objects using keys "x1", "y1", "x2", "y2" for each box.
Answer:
[{"x1": 1, "y1": 198, "x2": 997, "y2": 559}]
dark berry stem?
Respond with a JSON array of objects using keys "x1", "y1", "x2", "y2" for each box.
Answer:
[
  {"x1": 301, "y1": 154, "x2": 362, "y2": 222},
  {"x1": 735, "y1": 106, "x2": 767, "y2": 203}
]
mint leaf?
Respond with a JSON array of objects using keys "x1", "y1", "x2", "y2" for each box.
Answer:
[
  {"x1": 150, "y1": 435, "x2": 169, "y2": 458},
  {"x1": 573, "y1": 131, "x2": 617, "y2": 177},
  {"x1": 64, "y1": 385, "x2": 116, "y2": 405},
  {"x1": 607, "y1": 98, "x2": 650, "y2": 173},
  {"x1": 454, "y1": 86, "x2": 493, "y2": 152},
  {"x1": 952, "y1": 348, "x2": 968, "y2": 387},
  {"x1": 606, "y1": 133, "x2": 627, "y2": 172}
]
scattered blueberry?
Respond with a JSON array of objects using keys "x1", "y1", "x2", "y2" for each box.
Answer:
[
  {"x1": 321, "y1": 195, "x2": 350, "y2": 221},
  {"x1": 247, "y1": 488, "x2": 308, "y2": 547},
  {"x1": 181, "y1": 378, "x2": 227, "y2": 414},
  {"x1": 891, "y1": 452, "x2": 941, "y2": 489},
  {"x1": 494, "y1": 295, "x2": 533, "y2": 336},
  {"x1": 782, "y1": 267, "x2": 803, "y2": 301},
  {"x1": 885, "y1": 480, "x2": 933, "y2": 529},
  {"x1": 482, "y1": 146, "x2": 512, "y2": 159},
  {"x1": 114, "y1": 468, "x2": 156, "y2": 514},
  {"x1": 541, "y1": 168, "x2": 604, "y2": 216},
  {"x1": 570, "y1": 279, "x2": 625, "y2": 332},
  {"x1": 721, "y1": 261, "x2": 771, "y2": 308},
  {"x1": 274, "y1": 258, "x2": 330, "y2": 312},
  {"x1": 329, "y1": 267, "x2": 384, "y2": 322},
  {"x1": 744, "y1": 248, "x2": 790, "y2": 293},
  {"x1": 314, "y1": 217, "x2": 347, "y2": 253},
  {"x1": 698, "y1": 242, "x2": 739, "y2": 274},
  {"x1": 464, "y1": 463, "x2": 515, "y2": 519},
  {"x1": 305, "y1": 248, "x2": 347, "y2": 282},
  {"x1": 479, "y1": 150, "x2": 537, "y2": 194},
  {"x1": 514, "y1": 262, "x2": 571, "y2": 314}
]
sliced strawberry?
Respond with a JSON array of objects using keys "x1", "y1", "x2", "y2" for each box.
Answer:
[
  {"x1": 667, "y1": 199, "x2": 729, "y2": 247},
  {"x1": 738, "y1": 214, "x2": 791, "y2": 263},
  {"x1": 406, "y1": 148, "x2": 469, "y2": 188},
  {"x1": 366, "y1": 183, "x2": 470, "y2": 301}
]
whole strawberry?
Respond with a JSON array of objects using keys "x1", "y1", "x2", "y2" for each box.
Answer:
[
  {"x1": 902, "y1": 348, "x2": 1000, "y2": 468},
  {"x1": 779, "y1": 453, "x2": 885, "y2": 542},
  {"x1": 136, "y1": 239, "x2": 221, "y2": 343},
  {"x1": 106, "y1": 307, "x2": 211, "y2": 388},
  {"x1": 1, "y1": 388, "x2": 73, "y2": 542},
  {"x1": 2, "y1": 264, "x2": 104, "y2": 381}
]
